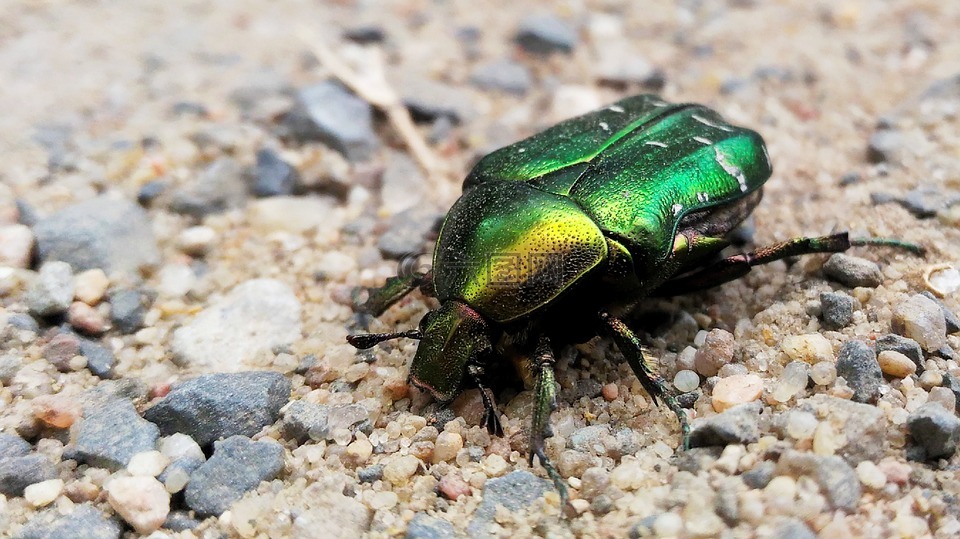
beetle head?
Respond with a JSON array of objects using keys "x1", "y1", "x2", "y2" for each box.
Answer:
[{"x1": 409, "y1": 300, "x2": 491, "y2": 402}]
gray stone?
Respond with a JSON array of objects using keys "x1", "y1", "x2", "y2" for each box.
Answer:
[
  {"x1": 797, "y1": 395, "x2": 887, "y2": 463},
  {"x1": 689, "y1": 402, "x2": 762, "y2": 447},
  {"x1": 907, "y1": 403, "x2": 960, "y2": 460},
  {"x1": 157, "y1": 433, "x2": 205, "y2": 487},
  {"x1": 380, "y1": 151, "x2": 429, "y2": 215},
  {"x1": 171, "y1": 278, "x2": 302, "y2": 371},
  {"x1": 920, "y1": 291, "x2": 960, "y2": 334},
  {"x1": 42, "y1": 332, "x2": 81, "y2": 372},
  {"x1": 252, "y1": 148, "x2": 300, "y2": 197},
  {"x1": 12, "y1": 504, "x2": 121, "y2": 539},
  {"x1": 777, "y1": 451, "x2": 861, "y2": 511},
  {"x1": 170, "y1": 157, "x2": 248, "y2": 218},
  {"x1": 569, "y1": 424, "x2": 610, "y2": 453},
  {"x1": 280, "y1": 400, "x2": 330, "y2": 443},
  {"x1": 406, "y1": 513, "x2": 458, "y2": 539},
  {"x1": 0, "y1": 433, "x2": 31, "y2": 458},
  {"x1": 326, "y1": 403, "x2": 370, "y2": 434},
  {"x1": 742, "y1": 460, "x2": 776, "y2": 489},
  {"x1": 33, "y1": 195, "x2": 160, "y2": 275},
  {"x1": 875, "y1": 334, "x2": 924, "y2": 372},
  {"x1": 892, "y1": 294, "x2": 947, "y2": 352},
  {"x1": 79, "y1": 339, "x2": 116, "y2": 379},
  {"x1": 185, "y1": 435, "x2": 285, "y2": 516},
  {"x1": 162, "y1": 511, "x2": 202, "y2": 532},
  {"x1": 900, "y1": 188, "x2": 945, "y2": 218},
  {"x1": 108, "y1": 288, "x2": 150, "y2": 334},
  {"x1": 514, "y1": 14, "x2": 577, "y2": 55},
  {"x1": 7, "y1": 313, "x2": 40, "y2": 333},
  {"x1": 0, "y1": 454, "x2": 57, "y2": 496},
  {"x1": 71, "y1": 399, "x2": 159, "y2": 470},
  {"x1": 357, "y1": 464, "x2": 383, "y2": 483},
  {"x1": 820, "y1": 291, "x2": 855, "y2": 330},
  {"x1": 823, "y1": 254, "x2": 882, "y2": 288},
  {"x1": 0, "y1": 353, "x2": 23, "y2": 385},
  {"x1": 470, "y1": 60, "x2": 533, "y2": 96},
  {"x1": 377, "y1": 207, "x2": 441, "y2": 260},
  {"x1": 866, "y1": 128, "x2": 903, "y2": 164},
  {"x1": 836, "y1": 340, "x2": 882, "y2": 404},
  {"x1": 399, "y1": 77, "x2": 473, "y2": 124},
  {"x1": 136, "y1": 180, "x2": 168, "y2": 207},
  {"x1": 144, "y1": 371, "x2": 290, "y2": 447},
  {"x1": 467, "y1": 470, "x2": 551, "y2": 537},
  {"x1": 283, "y1": 81, "x2": 379, "y2": 162},
  {"x1": 26, "y1": 261, "x2": 74, "y2": 317}
]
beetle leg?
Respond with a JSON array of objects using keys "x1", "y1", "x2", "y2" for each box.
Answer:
[
  {"x1": 598, "y1": 311, "x2": 690, "y2": 449},
  {"x1": 652, "y1": 232, "x2": 922, "y2": 297},
  {"x1": 467, "y1": 364, "x2": 504, "y2": 436},
  {"x1": 529, "y1": 335, "x2": 568, "y2": 507},
  {"x1": 355, "y1": 270, "x2": 434, "y2": 316}
]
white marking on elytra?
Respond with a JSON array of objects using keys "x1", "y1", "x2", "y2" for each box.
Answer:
[
  {"x1": 599, "y1": 121, "x2": 610, "y2": 131},
  {"x1": 644, "y1": 141, "x2": 668, "y2": 148},
  {"x1": 518, "y1": 148, "x2": 526, "y2": 153},
  {"x1": 691, "y1": 114, "x2": 735, "y2": 132},
  {"x1": 714, "y1": 147, "x2": 749, "y2": 192},
  {"x1": 608, "y1": 105, "x2": 625, "y2": 113},
  {"x1": 672, "y1": 203, "x2": 683, "y2": 215},
  {"x1": 693, "y1": 135, "x2": 713, "y2": 145},
  {"x1": 697, "y1": 192, "x2": 710, "y2": 203}
]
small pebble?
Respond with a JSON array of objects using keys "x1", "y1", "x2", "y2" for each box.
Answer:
[
  {"x1": 856, "y1": 461, "x2": 887, "y2": 489},
  {"x1": 345, "y1": 439, "x2": 373, "y2": 465},
  {"x1": 67, "y1": 301, "x2": 107, "y2": 334},
  {"x1": 892, "y1": 294, "x2": 948, "y2": 352},
  {"x1": 693, "y1": 328, "x2": 736, "y2": 377},
  {"x1": 0, "y1": 224, "x2": 34, "y2": 268},
  {"x1": 383, "y1": 455, "x2": 420, "y2": 485},
  {"x1": 432, "y1": 431, "x2": 463, "y2": 463},
  {"x1": 514, "y1": 14, "x2": 577, "y2": 54},
  {"x1": 907, "y1": 403, "x2": 960, "y2": 459},
  {"x1": 184, "y1": 436, "x2": 284, "y2": 516},
  {"x1": 836, "y1": 340, "x2": 882, "y2": 403},
  {"x1": 252, "y1": 148, "x2": 299, "y2": 197},
  {"x1": 32, "y1": 393, "x2": 83, "y2": 428},
  {"x1": 878, "y1": 350, "x2": 917, "y2": 378},
  {"x1": 107, "y1": 476, "x2": 171, "y2": 534},
  {"x1": 673, "y1": 370, "x2": 700, "y2": 393},
  {"x1": 928, "y1": 386, "x2": 956, "y2": 413},
  {"x1": 42, "y1": 332, "x2": 81, "y2": 372},
  {"x1": 483, "y1": 454, "x2": 510, "y2": 477},
  {"x1": 27, "y1": 261, "x2": 75, "y2": 317},
  {"x1": 810, "y1": 361, "x2": 837, "y2": 386},
  {"x1": 772, "y1": 361, "x2": 809, "y2": 403},
  {"x1": 820, "y1": 291, "x2": 855, "y2": 329},
  {"x1": 73, "y1": 268, "x2": 109, "y2": 305},
  {"x1": 127, "y1": 450, "x2": 170, "y2": 477},
  {"x1": 786, "y1": 411, "x2": 818, "y2": 440},
  {"x1": 781, "y1": 333, "x2": 835, "y2": 363},
  {"x1": 109, "y1": 288, "x2": 149, "y2": 334},
  {"x1": 823, "y1": 254, "x2": 883, "y2": 288},
  {"x1": 875, "y1": 334, "x2": 924, "y2": 370},
  {"x1": 178, "y1": 226, "x2": 217, "y2": 256},
  {"x1": 438, "y1": 473, "x2": 471, "y2": 500},
  {"x1": 24, "y1": 478, "x2": 64, "y2": 507},
  {"x1": 602, "y1": 383, "x2": 619, "y2": 401},
  {"x1": 924, "y1": 265, "x2": 960, "y2": 296},
  {"x1": 470, "y1": 59, "x2": 533, "y2": 95},
  {"x1": 711, "y1": 374, "x2": 763, "y2": 412}
]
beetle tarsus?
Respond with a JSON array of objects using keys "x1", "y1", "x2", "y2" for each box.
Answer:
[
  {"x1": 468, "y1": 367, "x2": 505, "y2": 437},
  {"x1": 528, "y1": 336, "x2": 570, "y2": 509},
  {"x1": 850, "y1": 237, "x2": 925, "y2": 256}
]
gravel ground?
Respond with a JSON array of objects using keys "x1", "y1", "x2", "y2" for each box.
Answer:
[{"x1": 1, "y1": 1, "x2": 959, "y2": 538}]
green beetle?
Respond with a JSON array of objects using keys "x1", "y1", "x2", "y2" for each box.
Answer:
[{"x1": 348, "y1": 94, "x2": 920, "y2": 503}]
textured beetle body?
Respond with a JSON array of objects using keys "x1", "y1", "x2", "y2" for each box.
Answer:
[
  {"x1": 348, "y1": 94, "x2": 918, "y2": 506},
  {"x1": 440, "y1": 94, "x2": 771, "y2": 323}
]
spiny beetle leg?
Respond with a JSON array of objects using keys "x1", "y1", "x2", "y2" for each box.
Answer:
[
  {"x1": 529, "y1": 335, "x2": 569, "y2": 508},
  {"x1": 357, "y1": 271, "x2": 432, "y2": 316},
  {"x1": 652, "y1": 232, "x2": 922, "y2": 298},
  {"x1": 599, "y1": 312, "x2": 691, "y2": 450},
  {"x1": 468, "y1": 365, "x2": 504, "y2": 437}
]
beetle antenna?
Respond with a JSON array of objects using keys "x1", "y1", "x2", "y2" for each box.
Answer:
[{"x1": 346, "y1": 329, "x2": 422, "y2": 350}]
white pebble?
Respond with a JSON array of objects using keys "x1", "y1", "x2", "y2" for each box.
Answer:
[
  {"x1": 786, "y1": 411, "x2": 818, "y2": 440},
  {"x1": 810, "y1": 361, "x2": 837, "y2": 386},
  {"x1": 856, "y1": 461, "x2": 887, "y2": 489},
  {"x1": 781, "y1": 333, "x2": 834, "y2": 363},
  {"x1": 107, "y1": 476, "x2": 170, "y2": 534},
  {"x1": 73, "y1": 268, "x2": 110, "y2": 305},
  {"x1": 673, "y1": 370, "x2": 700, "y2": 393},
  {"x1": 127, "y1": 450, "x2": 169, "y2": 477},
  {"x1": 24, "y1": 479, "x2": 64, "y2": 507},
  {"x1": 178, "y1": 225, "x2": 217, "y2": 256}
]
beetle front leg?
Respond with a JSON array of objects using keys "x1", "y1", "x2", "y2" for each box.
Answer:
[
  {"x1": 598, "y1": 311, "x2": 690, "y2": 449},
  {"x1": 355, "y1": 270, "x2": 434, "y2": 316},
  {"x1": 467, "y1": 364, "x2": 504, "y2": 437},
  {"x1": 529, "y1": 335, "x2": 569, "y2": 507}
]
